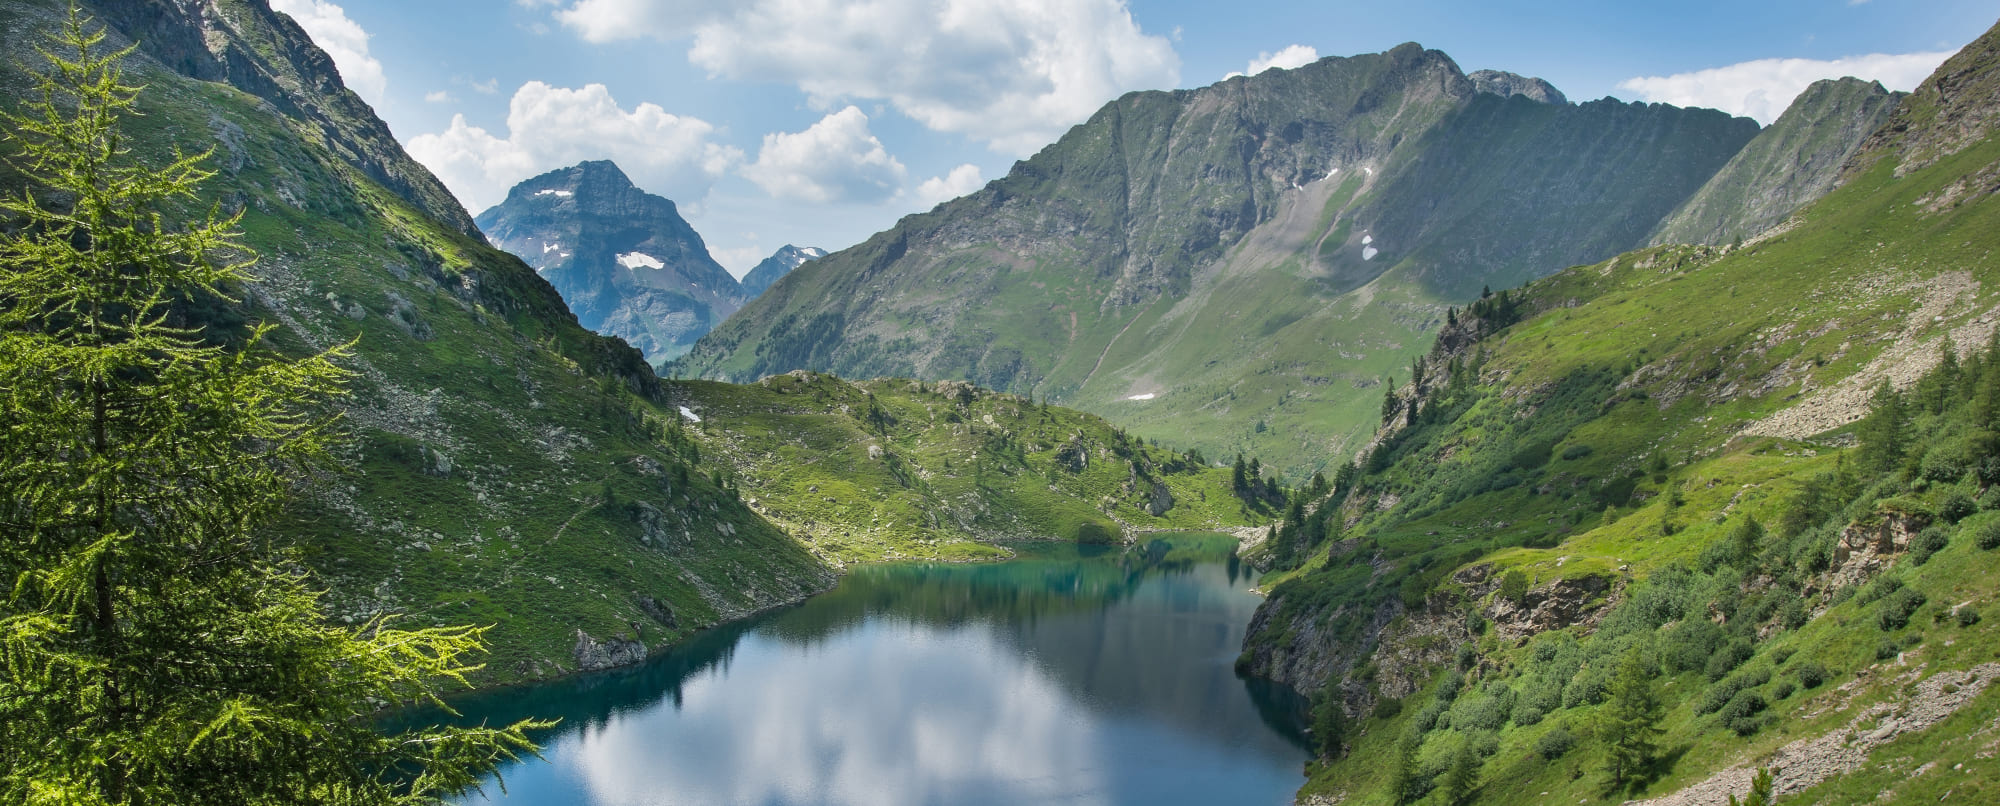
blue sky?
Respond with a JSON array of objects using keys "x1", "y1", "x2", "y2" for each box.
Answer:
[{"x1": 269, "y1": 0, "x2": 2000, "y2": 275}]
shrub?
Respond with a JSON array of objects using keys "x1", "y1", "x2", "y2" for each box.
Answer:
[
  {"x1": 1857, "y1": 574, "x2": 1904, "y2": 606},
  {"x1": 1876, "y1": 639, "x2": 1902, "y2": 660},
  {"x1": 1561, "y1": 444, "x2": 1594, "y2": 461},
  {"x1": 1705, "y1": 639, "x2": 1755, "y2": 681},
  {"x1": 1937, "y1": 491, "x2": 1977, "y2": 524},
  {"x1": 1372, "y1": 697, "x2": 1403, "y2": 720},
  {"x1": 1664, "y1": 619, "x2": 1724, "y2": 672},
  {"x1": 1956, "y1": 606, "x2": 1982, "y2": 627},
  {"x1": 1877, "y1": 587, "x2": 1928, "y2": 631},
  {"x1": 1973, "y1": 517, "x2": 2000, "y2": 550},
  {"x1": 1772, "y1": 680, "x2": 1796, "y2": 700},
  {"x1": 1910, "y1": 526, "x2": 1950, "y2": 565},
  {"x1": 1720, "y1": 690, "x2": 1767, "y2": 719},
  {"x1": 1413, "y1": 699, "x2": 1449, "y2": 733},
  {"x1": 1979, "y1": 486, "x2": 2000, "y2": 511},
  {"x1": 1536, "y1": 726, "x2": 1576, "y2": 759},
  {"x1": 1794, "y1": 661, "x2": 1828, "y2": 688},
  {"x1": 1512, "y1": 705, "x2": 1545, "y2": 727}
]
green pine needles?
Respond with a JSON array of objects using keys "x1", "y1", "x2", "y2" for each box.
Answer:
[{"x1": 0, "y1": 9, "x2": 543, "y2": 804}]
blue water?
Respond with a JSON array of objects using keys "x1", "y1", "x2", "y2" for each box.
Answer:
[{"x1": 443, "y1": 536, "x2": 1311, "y2": 806}]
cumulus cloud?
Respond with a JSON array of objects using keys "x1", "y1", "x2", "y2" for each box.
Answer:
[
  {"x1": 912, "y1": 163, "x2": 983, "y2": 209},
  {"x1": 405, "y1": 82, "x2": 741, "y2": 212},
  {"x1": 545, "y1": 0, "x2": 1180, "y2": 156},
  {"x1": 742, "y1": 107, "x2": 906, "y2": 204},
  {"x1": 423, "y1": 90, "x2": 455, "y2": 104},
  {"x1": 1617, "y1": 50, "x2": 1955, "y2": 125},
  {"x1": 1225, "y1": 44, "x2": 1319, "y2": 80},
  {"x1": 269, "y1": 0, "x2": 387, "y2": 105}
]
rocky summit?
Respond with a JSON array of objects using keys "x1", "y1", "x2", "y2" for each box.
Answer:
[
  {"x1": 476, "y1": 161, "x2": 746, "y2": 364},
  {"x1": 739, "y1": 244, "x2": 826, "y2": 299}
]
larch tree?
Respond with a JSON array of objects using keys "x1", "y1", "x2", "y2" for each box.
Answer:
[{"x1": 0, "y1": 8, "x2": 542, "y2": 804}]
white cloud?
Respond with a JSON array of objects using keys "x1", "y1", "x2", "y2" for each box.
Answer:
[
  {"x1": 1225, "y1": 44, "x2": 1318, "y2": 80},
  {"x1": 711, "y1": 244, "x2": 770, "y2": 278},
  {"x1": 742, "y1": 107, "x2": 907, "y2": 204},
  {"x1": 423, "y1": 90, "x2": 455, "y2": 104},
  {"x1": 1617, "y1": 50, "x2": 1955, "y2": 125},
  {"x1": 468, "y1": 78, "x2": 501, "y2": 95},
  {"x1": 546, "y1": 0, "x2": 1180, "y2": 156},
  {"x1": 269, "y1": 0, "x2": 388, "y2": 106},
  {"x1": 405, "y1": 81, "x2": 741, "y2": 212},
  {"x1": 912, "y1": 163, "x2": 983, "y2": 209}
]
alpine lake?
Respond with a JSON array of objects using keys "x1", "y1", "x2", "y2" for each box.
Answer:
[{"x1": 431, "y1": 534, "x2": 1313, "y2": 806}]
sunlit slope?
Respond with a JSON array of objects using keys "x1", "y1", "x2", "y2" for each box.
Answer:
[{"x1": 1235, "y1": 18, "x2": 2000, "y2": 805}]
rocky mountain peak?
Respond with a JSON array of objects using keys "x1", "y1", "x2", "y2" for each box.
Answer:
[
  {"x1": 739, "y1": 245, "x2": 826, "y2": 299},
  {"x1": 476, "y1": 161, "x2": 744, "y2": 363},
  {"x1": 1467, "y1": 69, "x2": 1569, "y2": 105},
  {"x1": 1843, "y1": 17, "x2": 2000, "y2": 180}
]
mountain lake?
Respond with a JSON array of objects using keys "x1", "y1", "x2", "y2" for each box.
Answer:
[{"x1": 433, "y1": 533, "x2": 1314, "y2": 806}]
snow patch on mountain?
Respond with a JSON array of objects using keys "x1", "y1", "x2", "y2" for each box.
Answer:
[{"x1": 618, "y1": 252, "x2": 665, "y2": 270}]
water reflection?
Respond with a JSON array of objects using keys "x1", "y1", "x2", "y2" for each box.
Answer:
[{"x1": 435, "y1": 535, "x2": 1311, "y2": 806}]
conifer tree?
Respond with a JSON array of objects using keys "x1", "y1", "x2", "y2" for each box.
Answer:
[
  {"x1": 1601, "y1": 649, "x2": 1664, "y2": 787},
  {"x1": 1855, "y1": 382, "x2": 1909, "y2": 475},
  {"x1": 0, "y1": 10, "x2": 541, "y2": 803},
  {"x1": 1726, "y1": 767, "x2": 1775, "y2": 806}
]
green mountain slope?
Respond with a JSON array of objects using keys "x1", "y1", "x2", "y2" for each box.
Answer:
[
  {"x1": 1234, "y1": 19, "x2": 2000, "y2": 805},
  {"x1": 0, "y1": 0, "x2": 834, "y2": 685},
  {"x1": 476, "y1": 161, "x2": 747, "y2": 363},
  {"x1": 674, "y1": 44, "x2": 1758, "y2": 478},
  {"x1": 671, "y1": 372, "x2": 1269, "y2": 565},
  {"x1": 1651, "y1": 77, "x2": 1904, "y2": 247}
]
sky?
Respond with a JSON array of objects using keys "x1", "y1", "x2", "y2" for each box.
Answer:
[{"x1": 269, "y1": 0, "x2": 2000, "y2": 277}]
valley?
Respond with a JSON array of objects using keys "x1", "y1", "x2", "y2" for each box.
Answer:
[{"x1": 4, "y1": 1, "x2": 2000, "y2": 805}]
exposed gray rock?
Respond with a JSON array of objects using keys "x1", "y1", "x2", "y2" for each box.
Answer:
[
  {"x1": 572, "y1": 628, "x2": 647, "y2": 672},
  {"x1": 1467, "y1": 69, "x2": 1568, "y2": 105}
]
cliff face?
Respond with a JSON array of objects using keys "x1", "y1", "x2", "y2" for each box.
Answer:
[
  {"x1": 476, "y1": 161, "x2": 746, "y2": 363},
  {"x1": 1652, "y1": 77, "x2": 1905, "y2": 246},
  {"x1": 675, "y1": 43, "x2": 1756, "y2": 475}
]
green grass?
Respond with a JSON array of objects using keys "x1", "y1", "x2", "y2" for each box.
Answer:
[{"x1": 676, "y1": 372, "x2": 1267, "y2": 565}]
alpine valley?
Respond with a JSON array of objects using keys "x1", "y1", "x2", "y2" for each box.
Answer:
[{"x1": 4, "y1": 1, "x2": 2000, "y2": 805}]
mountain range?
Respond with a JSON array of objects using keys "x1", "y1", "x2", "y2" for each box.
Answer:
[
  {"x1": 671, "y1": 43, "x2": 1892, "y2": 478},
  {"x1": 8, "y1": 1, "x2": 2000, "y2": 802}
]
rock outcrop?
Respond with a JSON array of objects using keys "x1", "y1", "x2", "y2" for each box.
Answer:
[{"x1": 572, "y1": 629, "x2": 648, "y2": 672}]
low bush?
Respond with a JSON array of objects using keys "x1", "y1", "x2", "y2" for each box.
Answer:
[
  {"x1": 1793, "y1": 661, "x2": 1827, "y2": 688},
  {"x1": 1910, "y1": 526, "x2": 1950, "y2": 565},
  {"x1": 1536, "y1": 726, "x2": 1575, "y2": 759}
]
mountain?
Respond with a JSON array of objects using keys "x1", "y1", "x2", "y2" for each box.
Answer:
[
  {"x1": 0, "y1": 0, "x2": 832, "y2": 684},
  {"x1": 673, "y1": 43, "x2": 1759, "y2": 477},
  {"x1": 739, "y1": 244, "x2": 826, "y2": 298},
  {"x1": 475, "y1": 161, "x2": 746, "y2": 363},
  {"x1": 1235, "y1": 19, "x2": 2000, "y2": 805},
  {"x1": 1650, "y1": 77, "x2": 1904, "y2": 246}
]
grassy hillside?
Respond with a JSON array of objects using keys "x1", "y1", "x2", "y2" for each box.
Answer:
[
  {"x1": 0, "y1": 0, "x2": 836, "y2": 686},
  {"x1": 1240, "y1": 19, "x2": 2000, "y2": 805},
  {"x1": 673, "y1": 372, "x2": 1272, "y2": 565},
  {"x1": 675, "y1": 45, "x2": 1759, "y2": 480}
]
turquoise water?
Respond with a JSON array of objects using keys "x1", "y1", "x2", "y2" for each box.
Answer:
[{"x1": 443, "y1": 536, "x2": 1311, "y2": 806}]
